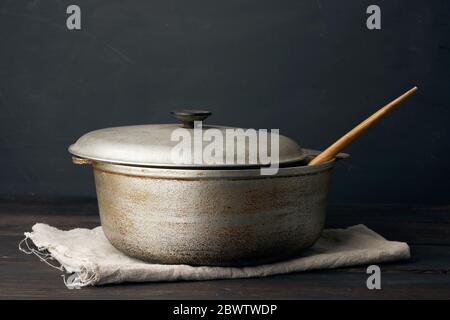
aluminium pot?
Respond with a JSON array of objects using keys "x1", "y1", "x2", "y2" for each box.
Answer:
[{"x1": 69, "y1": 110, "x2": 347, "y2": 266}]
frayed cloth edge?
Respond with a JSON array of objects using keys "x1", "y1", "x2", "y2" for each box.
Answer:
[{"x1": 19, "y1": 235, "x2": 99, "y2": 289}]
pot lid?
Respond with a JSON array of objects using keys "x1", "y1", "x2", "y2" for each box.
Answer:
[{"x1": 69, "y1": 110, "x2": 306, "y2": 168}]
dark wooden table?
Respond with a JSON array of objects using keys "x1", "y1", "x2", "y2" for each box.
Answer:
[{"x1": 1, "y1": 198, "x2": 449, "y2": 299}]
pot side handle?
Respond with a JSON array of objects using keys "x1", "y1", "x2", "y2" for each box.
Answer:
[
  {"x1": 72, "y1": 156, "x2": 93, "y2": 165},
  {"x1": 335, "y1": 152, "x2": 350, "y2": 161}
]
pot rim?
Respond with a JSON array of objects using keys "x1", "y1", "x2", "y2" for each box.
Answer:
[
  {"x1": 69, "y1": 145, "x2": 307, "y2": 170},
  {"x1": 91, "y1": 156, "x2": 337, "y2": 180}
]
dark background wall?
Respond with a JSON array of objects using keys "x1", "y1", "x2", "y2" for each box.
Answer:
[{"x1": 0, "y1": 0, "x2": 449, "y2": 204}]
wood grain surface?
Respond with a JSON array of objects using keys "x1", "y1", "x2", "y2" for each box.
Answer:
[{"x1": 0, "y1": 198, "x2": 449, "y2": 299}]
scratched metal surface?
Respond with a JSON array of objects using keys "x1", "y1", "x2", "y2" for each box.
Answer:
[{"x1": 93, "y1": 162, "x2": 333, "y2": 266}]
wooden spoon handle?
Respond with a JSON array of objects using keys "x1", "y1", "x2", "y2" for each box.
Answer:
[{"x1": 308, "y1": 86, "x2": 418, "y2": 166}]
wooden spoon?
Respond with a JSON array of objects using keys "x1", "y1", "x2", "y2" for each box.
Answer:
[{"x1": 309, "y1": 86, "x2": 418, "y2": 166}]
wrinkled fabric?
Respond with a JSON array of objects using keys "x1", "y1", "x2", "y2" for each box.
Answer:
[{"x1": 21, "y1": 223, "x2": 410, "y2": 289}]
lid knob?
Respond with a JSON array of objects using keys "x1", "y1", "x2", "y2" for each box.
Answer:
[{"x1": 171, "y1": 109, "x2": 212, "y2": 128}]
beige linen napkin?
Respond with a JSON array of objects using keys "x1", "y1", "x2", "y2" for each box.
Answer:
[{"x1": 20, "y1": 223, "x2": 410, "y2": 289}]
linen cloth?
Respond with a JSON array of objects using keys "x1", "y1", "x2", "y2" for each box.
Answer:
[{"x1": 20, "y1": 223, "x2": 410, "y2": 289}]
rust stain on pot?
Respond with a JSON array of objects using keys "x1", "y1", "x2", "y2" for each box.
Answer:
[{"x1": 91, "y1": 162, "x2": 332, "y2": 266}]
